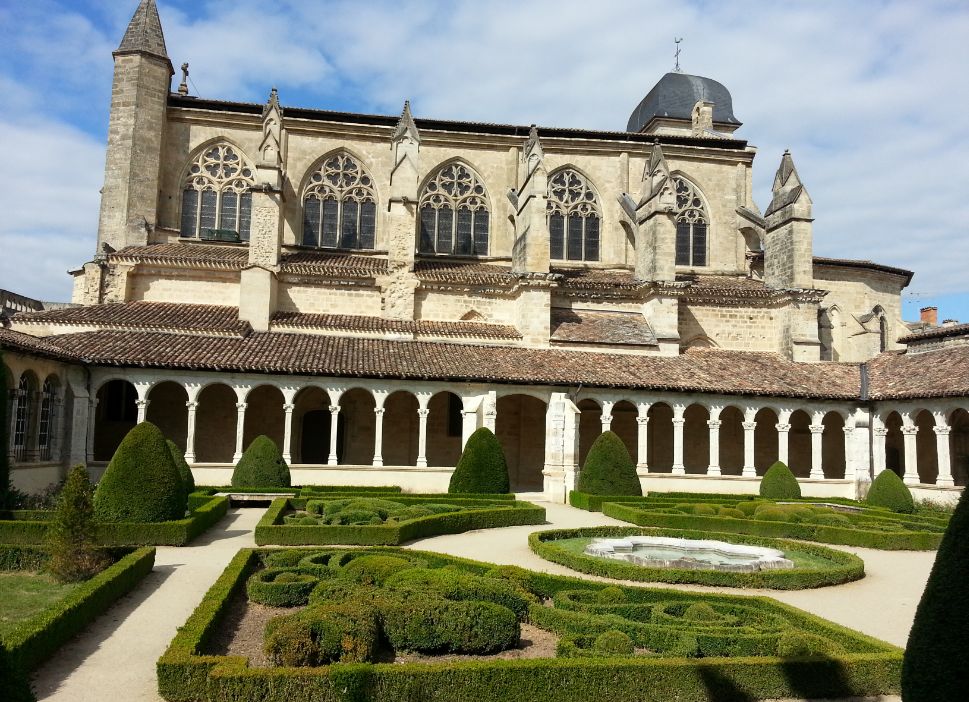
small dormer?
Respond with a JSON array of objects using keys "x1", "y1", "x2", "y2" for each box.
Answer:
[{"x1": 626, "y1": 72, "x2": 741, "y2": 137}]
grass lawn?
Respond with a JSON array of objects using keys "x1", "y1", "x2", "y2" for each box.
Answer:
[
  {"x1": 0, "y1": 571, "x2": 79, "y2": 637},
  {"x1": 553, "y1": 536, "x2": 838, "y2": 570}
]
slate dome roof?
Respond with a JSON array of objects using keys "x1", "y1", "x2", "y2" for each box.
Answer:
[{"x1": 626, "y1": 72, "x2": 740, "y2": 133}]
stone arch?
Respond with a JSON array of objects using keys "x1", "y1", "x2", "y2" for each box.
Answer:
[
  {"x1": 788, "y1": 409, "x2": 812, "y2": 478},
  {"x1": 12, "y1": 371, "x2": 40, "y2": 462},
  {"x1": 611, "y1": 400, "x2": 638, "y2": 464},
  {"x1": 719, "y1": 405, "x2": 745, "y2": 475},
  {"x1": 36, "y1": 374, "x2": 61, "y2": 461},
  {"x1": 821, "y1": 411, "x2": 846, "y2": 478},
  {"x1": 383, "y1": 390, "x2": 419, "y2": 466},
  {"x1": 949, "y1": 408, "x2": 969, "y2": 487},
  {"x1": 647, "y1": 402, "x2": 673, "y2": 472},
  {"x1": 683, "y1": 404, "x2": 710, "y2": 474},
  {"x1": 680, "y1": 334, "x2": 719, "y2": 351},
  {"x1": 339, "y1": 388, "x2": 376, "y2": 465},
  {"x1": 426, "y1": 390, "x2": 463, "y2": 467},
  {"x1": 914, "y1": 409, "x2": 938, "y2": 485},
  {"x1": 495, "y1": 394, "x2": 547, "y2": 491},
  {"x1": 883, "y1": 410, "x2": 904, "y2": 477},
  {"x1": 146, "y1": 381, "x2": 189, "y2": 451},
  {"x1": 753, "y1": 407, "x2": 779, "y2": 474},
  {"x1": 243, "y1": 385, "x2": 285, "y2": 456},
  {"x1": 293, "y1": 386, "x2": 333, "y2": 464},
  {"x1": 93, "y1": 378, "x2": 137, "y2": 461},
  {"x1": 195, "y1": 383, "x2": 238, "y2": 463}
]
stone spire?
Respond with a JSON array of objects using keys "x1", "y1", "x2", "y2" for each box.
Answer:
[
  {"x1": 116, "y1": 0, "x2": 170, "y2": 63},
  {"x1": 617, "y1": 141, "x2": 676, "y2": 283},
  {"x1": 392, "y1": 100, "x2": 421, "y2": 145},
  {"x1": 258, "y1": 87, "x2": 284, "y2": 170},
  {"x1": 764, "y1": 149, "x2": 814, "y2": 291},
  {"x1": 766, "y1": 149, "x2": 811, "y2": 217}
]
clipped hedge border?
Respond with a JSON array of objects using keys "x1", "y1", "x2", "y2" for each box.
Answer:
[
  {"x1": 254, "y1": 497, "x2": 545, "y2": 546},
  {"x1": 529, "y1": 526, "x2": 865, "y2": 589},
  {"x1": 158, "y1": 547, "x2": 901, "y2": 702},
  {"x1": 246, "y1": 568, "x2": 318, "y2": 607},
  {"x1": 2, "y1": 546, "x2": 155, "y2": 676},
  {"x1": 603, "y1": 502, "x2": 943, "y2": 550},
  {"x1": 569, "y1": 491, "x2": 653, "y2": 512},
  {"x1": 0, "y1": 495, "x2": 228, "y2": 546},
  {"x1": 299, "y1": 488, "x2": 513, "y2": 500}
]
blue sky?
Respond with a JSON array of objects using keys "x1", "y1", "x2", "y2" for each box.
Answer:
[{"x1": 0, "y1": 0, "x2": 967, "y2": 323}]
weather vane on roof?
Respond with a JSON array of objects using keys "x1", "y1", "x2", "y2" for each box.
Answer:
[{"x1": 674, "y1": 37, "x2": 683, "y2": 72}]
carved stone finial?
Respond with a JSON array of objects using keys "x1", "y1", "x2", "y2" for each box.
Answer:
[
  {"x1": 521, "y1": 124, "x2": 545, "y2": 174},
  {"x1": 765, "y1": 149, "x2": 811, "y2": 217},
  {"x1": 258, "y1": 87, "x2": 283, "y2": 170},
  {"x1": 639, "y1": 140, "x2": 672, "y2": 207},
  {"x1": 177, "y1": 62, "x2": 189, "y2": 95},
  {"x1": 392, "y1": 100, "x2": 420, "y2": 144}
]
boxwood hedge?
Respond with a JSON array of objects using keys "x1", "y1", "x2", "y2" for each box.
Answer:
[
  {"x1": 529, "y1": 526, "x2": 865, "y2": 589},
  {"x1": 157, "y1": 547, "x2": 902, "y2": 702}
]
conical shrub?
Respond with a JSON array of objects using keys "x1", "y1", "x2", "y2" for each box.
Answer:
[
  {"x1": 577, "y1": 431, "x2": 641, "y2": 496},
  {"x1": 759, "y1": 461, "x2": 801, "y2": 499},
  {"x1": 232, "y1": 435, "x2": 291, "y2": 488},
  {"x1": 167, "y1": 439, "x2": 195, "y2": 498},
  {"x1": 866, "y1": 468, "x2": 914, "y2": 513},
  {"x1": 94, "y1": 421, "x2": 187, "y2": 523},
  {"x1": 47, "y1": 465, "x2": 109, "y2": 582},
  {"x1": 902, "y1": 489, "x2": 969, "y2": 700},
  {"x1": 448, "y1": 427, "x2": 509, "y2": 494}
]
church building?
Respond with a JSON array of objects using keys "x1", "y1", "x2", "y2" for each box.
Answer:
[{"x1": 3, "y1": 0, "x2": 967, "y2": 502}]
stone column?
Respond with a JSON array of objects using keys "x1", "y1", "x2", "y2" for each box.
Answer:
[
  {"x1": 600, "y1": 401, "x2": 614, "y2": 433},
  {"x1": 86, "y1": 397, "x2": 99, "y2": 462},
  {"x1": 136, "y1": 399, "x2": 149, "y2": 424},
  {"x1": 707, "y1": 420, "x2": 722, "y2": 476},
  {"x1": 372, "y1": 408, "x2": 385, "y2": 467},
  {"x1": 50, "y1": 396, "x2": 65, "y2": 465},
  {"x1": 635, "y1": 414, "x2": 649, "y2": 474},
  {"x1": 842, "y1": 424, "x2": 855, "y2": 482},
  {"x1": 282, "y1": 403, "x2": 295, "y2": 464},
  {"x1": 900, "y1": 421, "x2": 919, "y2": 485},
  {"x1": 934, "y1": 424, "x2": 954, "y2": 487},
  {"x1": 416, "y1": 408, "x2": 430, "y2": 468},
  {"x1": 775, "y1": 423, "x2": 791, "y2": 465},
  {"x1": 872, "y1": 425, "x2": 888, "y2": 476},
  {"x1": 232, "y1": 402, "x2": 247, "y2": 462},
  {"x1": 742, "y1": 420, "x2": 757, "y2": 477},
  {"x1": 809, "y1": 424, "x2": 825, "y2": 479},
  {"x1": 671, "y1": 405, "x2": 686, "y2": 475},
  {"x1": 327, "y1": 405, "x2": 341, "y2": 466},
  {"x1": 184, "y1": 401, "x2": 198, "y2": 463},
  {"x1": 461, "y1": 409, "x2": 477, "y2": 449}
]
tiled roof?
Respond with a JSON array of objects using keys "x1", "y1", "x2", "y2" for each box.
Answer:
[
  {"x1": 271, "y1": 311, "x2": 520, "y2": 340},
  {"x1": 12, "y1": 302, "x2": 250, "y2": 335},
  {"x1": 553, "y1": 268, "x2": 644, "y2": 291},
  {"x1": 898, "y1": 322, "x2": 969, "y2": 344},
  {"x1": 550, "y1": 309, "x2": 657, "y2": 346},
  {"x1": 677, "y1": 274, "x2": 778, "y2": 300},
  {"x1": 23, "y1": 329, "x2": 861, "y2": 400},
  {"x1": 0, "y1": 328, "x2": 81, "y2": 361},
  {"x1": 109, "y1": 243, "x2": 249, "y2": 268},
  {"x1": 866, "y1": 347, "x2": 969, "y2": 400},
  {"x1": 415, "y1": 260, "x2": 517, "y2": 286},
  {"x1": 279, "y1": 251, "x2": 388, "y2": 277}
]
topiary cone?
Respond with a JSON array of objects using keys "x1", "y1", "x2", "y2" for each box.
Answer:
[
  {"x1": 232, "y1": 435, "x2": 291, "y2": 488},
  {"x1": 902, "y1": 488, "x2": 969, "y2": 700},
  {"x1": 759, "y1": 461, "x2": 801, "y2": 499},
  {"x1": 865, "y1": 468, "x2": 914, "y2": 514},
  {"x1": 167, "y1": 438, "x2": 195, "y2": 499},
  {"x1": 577, "y1": 431, "x2": 641, "y2": 496},
  {"x1": 94, "y1": 421, "x2": 186, "y2": 523},
  {"x1": 448, "y1": 427, "x2": 510, "y2": 494}
]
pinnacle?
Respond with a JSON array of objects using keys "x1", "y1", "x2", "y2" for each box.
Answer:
[{"x1": 117, "y1": 0, "x2": 169, "y2": 60}]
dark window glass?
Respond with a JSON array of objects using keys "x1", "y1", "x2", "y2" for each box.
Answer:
[
  {"x1": 180, "y1": 189, "x2": 198, "y2": 237},
  {"x1": 419, "y1": 206, "x2": 436, "y2": 253},
  {"x1": 692, "y1": 222, "x2": 707, "y2": 267},
  {"x1": 238, "y1": 192, "x2": 252, "y2": 241},
  {"x1": 473, "y1": 210, "x2": 489, "y2": 255},
  {"x1": 340, "y1": 200, "x2": 359, "y2": 249},
  {"x1": 199, "y1": 190, "x2": 217, "y2": 232},
  {"x1": 455, "y1": 208, "x2": 473, "y2": 255},
  {"x1": 105, "y1": 381, "x2": 136, "y2": 423},
  {"x1": 675, "y1": 222, "x2": 691, "y2": 266},
  {"x1": 549, "y1": 213, "x2": 565, "y2": 259},
  {"x1": 566, "y1": 214, "x2": 583, "y2": 261},
  {"x1": 219, "y1": 191, "x2": 238, "y2": 233},
  {"x1": 437, "y1": 207, "x2": 454, "y2": 253},
  {"x1": 359, "y1": 201, "x2": 377, "y2": 249},
  {"x1": 302, "y1": 198, "x2": 321, "y2": 247},
  {"x1": 584, "y1": 215, "x2": 600, "y2": 262},
  {"x1": 322, "y1": 199, "x2": 339, "y2": 247}
]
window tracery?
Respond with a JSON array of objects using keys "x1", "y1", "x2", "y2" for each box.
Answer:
[
  {"x1": 38, "y1": 378, "x2": 56, "y2": 460},
  {"x1": 302, "y1": 152, "x2": 377, "y2": 250},
  {"x1": 13, "y1": 374, "x2": 34, "y2": 462},
  {"x1": 673, "y1": 176, "x2": 708, "y2": 267},
  {"x1": 180, "y1": 144, "x2": 255, "y2": 241},
  {"x1": 419, "y1": 163, "x2": 490, "y2": 256},
  {"x1": 547, "y1": 168, "x2": 600, "y2": 261}
]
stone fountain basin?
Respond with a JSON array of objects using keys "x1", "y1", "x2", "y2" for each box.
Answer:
[{"x1": 584, "y1": 536, "x2": 795, "y2": 573}]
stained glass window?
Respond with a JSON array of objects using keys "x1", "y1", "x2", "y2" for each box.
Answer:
[
  {"x1": 547, "y1": 168, "x2": 600, "y2": 262},
  {"x1": 180, "y1": 144, "x2": 255, "y2": 240},
  {"x1": 419, "y1": 163, "x2": 490, "y2": 256},
  {"x1": 302, "y1": 152, "x2": 378, "y2": 250},
  {"x1": 672, "y1": 176, "x2": 708, "y2": 267}
]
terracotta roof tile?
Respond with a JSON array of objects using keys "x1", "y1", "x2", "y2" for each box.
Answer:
[
  {"x1": 28, "y1": 329, "x2": 861, "y2": 400},
  {"x1": 0, "y1": 328, "x2": 81, "y2": 361},
  {"x1": 279, "y1": 251, "x2": 388, "y2": 277},
  {"x1": 553, "y1": 268, "x2": 644, "y2": 290},
  {"x1": 415, "y1": 260, "x2": 517, "y2": 286},
  {"x1": 898, "y1": 322, "x2": 969, "y2": 344},
  {"x1": 109, "y1": 242, "x2": 249, "y2": 267},
  {"x1": 271, "y1": 311, "x2": 520, "y2": 340},
  {"x1": 13, "y1": 302, "x2": 249, "y2": 335},
  {"x1": 550, "y1": 309, "x2": 657, "y2": 346},
  {"x1": 866, "y1": 347, "x2": 969, "y2": 400}
]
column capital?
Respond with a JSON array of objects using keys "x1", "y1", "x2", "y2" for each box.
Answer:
[
  {"x1": 742, "y1": 421, "x2": 757, "y2": 431},
  {"x1": 417, "y1": 408, "x2": 430, "y2": 418},
  {"x1": 774, "y1": 422, "x2": 791, "y2": 433},
  {"x1": 900, "y1": 425, "x2": 919, "y2": 436},
  {"x1": 235, "y1": 402, "x2": 248, "y2": 411},
  {"x1": 707, "y1": 420, "x2": 722, "y2": 429},
  {"x1": 329, "y1": 405, "x2": 341, "y2": 414},
  {"x1": 283, "y1": 403, "x2": 295, "y2": 412},
  {"x1": 374, "y1": 407, "x2": 386, "y2": 416},
  {"x1": 185, "y1": 400, "x2": 199, "y2": 410},
  {"x1": 135, "y1": 399, "x2": 150, "y2": 408},
  {"x1": 671, "y1": 417, "x2": 685, "y2": 427},
  {"x1": 933, "y1": 426, "x2": 951, "y2": 436},
  {"x1": 636, "y1": 416, "x2": 649, "y2": 425},
  {"x1": 873, "y1": 426, "x2": 889, "y2": 437},
  {"x1": 808, "y1": 424, "x2": 825, "y2": 434},
  {"x1": 842, "y1": 426, "x2": 854, "y2": 435}
]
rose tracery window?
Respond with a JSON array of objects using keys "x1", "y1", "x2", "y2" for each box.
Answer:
[
  {"x1": 302, "y1": 153, "x2": 377, "y2": 250},
  {"x1": 179, "y1": 144, "x2": 255, "y2": 241},
  {"x1": 673, "y1": 176, "x2": 708, "y2": 267},
  {"x1": 547, "y1": 168, "x2": 600, "y2": 261},
  {"x1": 419, "y1": 163, "x2": 490, "y2": 256}
]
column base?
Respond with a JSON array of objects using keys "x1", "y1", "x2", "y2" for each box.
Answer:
[
  {"x1": 809, "y1": 468, "x2": 824, "y2": 480},
  {"x1": 416, "y1": 459, "x2": 428, "y2": 468},
  {"x1": 232, "y1": 453, "x2": 242, "y2": 463},
  {"x1": 671, "y1": 465, "x2": 686, "y2": 475},
  {"x1": 741, "y1": 466, "x2": 757, "y2": 478},
  {"x1": 936, "y1": 477, "x2": 955, "y2": 488},
  {"x1": 903, "y1": 473, "x2": 919, "y2": 486},
  {"x1": 283, "y1": 453, "x2": 293, "y2": 464},
  {"x1": 327, "y1": 457, "x2": 338, "y2": 466},
  {"x1": 184, "y1": 453, "x2": 196, "y2": 464},
  {"x1": 636, "y1": 464, "x2": 649, "y2": 476},
  {"x1": 706, "y1": 466, "x2": 721, "y2": 476},
  {"x1": 372, "y1": 458, "x2": 383, "y2": 467}
]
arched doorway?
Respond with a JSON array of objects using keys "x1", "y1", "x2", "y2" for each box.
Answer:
[
  {"x1": 753, "y1": 407, "x2": 779, "y2": 474},
  {"x1": 339, "y1": 388, "x2": 375, "y2": 465},
  {"x1": 93, "y1": 379, "x2": 137, "y2": 461},
  {"x1": 646, "y1": 403, "x2": 673, "y2": 472},
  {"x1": 788, "y1": 410, "x2": 811, "y2": 478},
  {"x1": 884, "y1": 411, "x2": 904, "y2": 477},
  {"x1": 577, "y1": 399, "x2": 602, "y2": 466},
  {"x1": 495, "y1": 394, "x2": 547, "y2": 491},
  {"x1": 914, "y1": 410, "x2": 937, "y2": 485},
  {"x1": 38, "y1": 375, "x2": 60, "y2": 462},
  {"x1": 293, "y1": 387, "x2": 332, "y2": 464},
  {"x1": 243, "y1": 385, "x2": 285, "y2": 455},
  {"x1": 950, "y1": 409, "x2": 969, "y2": 487},
  {"x1": 146, "y1": 381, "x2": 188, "y2": 451},
  {"x1": 426, "y1": 391, "x2": 463, "y2": 467},
  {"x1": 821, "y1": 412, "x2": 846, "y2": 478},
  {"x1": 383, "y1": 391, "x2": 419, "y2": 466},
  {"x1": 719, "y1": 406, "x2": 744, "y2": 475},
  {"x1": 683, "y1": 404, "x2": 709, "y2": 474},
  {"x1": 611, "y1": 400, "x2": 638, "y2": 464},
  {"x1": 195, "y1": 383, "x2": 237, "y2": 463}
]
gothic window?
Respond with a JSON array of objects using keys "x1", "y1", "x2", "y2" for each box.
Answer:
[
  {"x1": 302, "y1": 153, "x2": 378, "y2": 250},
  {"x1": 38, "y1": 378, "x2": 56, "y2": 461},
  {"x1": 13, "y1": 374, "x2": 34, "y2": 462},
  {"x1": 180, "y1": 144, "x2": 255, "y2": 242},
  {"x1": 419, "y1": 163, "x2": 490, "y2": 256},
  {"x1": 673, "y1": 176, "x2": 708, "y2": 267},
  {"x1": 548, "y1": 168, "x2": 600, "y2": 262}
]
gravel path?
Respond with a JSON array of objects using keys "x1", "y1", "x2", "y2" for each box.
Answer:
[{"x1": 29, "y1": 500, "x2": 932, "y2": 702}]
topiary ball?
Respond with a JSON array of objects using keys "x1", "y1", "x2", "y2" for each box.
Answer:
[
  {"x1": 577, "y1": 431, "x2": 642, "y2": 497},
  {"x1": 448, "y1": 427, "x2": 510, "y2": 494},
  {"x1": 94, "y1": 421, "x2": 187, "y2": 523},
  {"x1": 166, "y1": 439, "x2": 194, "y2": 502},
  {"x1": 593, "y1": 630, "x2": 634, "y2": 655},
  {"x1": 759, "y1": 461, "x2": 801, "y2": 499},
  {"x1": 866, "y1": 469, "x2": 915, "y2": 514},
  {"x1": 232, "y1": 435, "x2": 291, "y2": 488}
]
